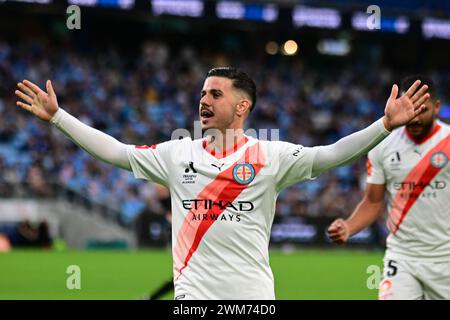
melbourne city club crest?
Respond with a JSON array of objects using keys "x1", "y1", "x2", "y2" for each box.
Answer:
[
  {"x1": 232, "y1": 163, "x2": 255, "y2": 185},
  {"x1": 430, "y1": 151, "x2": 448, "y2": 169}
]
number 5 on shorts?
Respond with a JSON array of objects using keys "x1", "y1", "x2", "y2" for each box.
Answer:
[{"x1": 387, "y1": 260, "x2": 398, "y2": 277}]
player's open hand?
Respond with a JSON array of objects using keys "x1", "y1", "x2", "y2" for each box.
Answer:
[
  {"x1": 327, "y1": 218, "x2": 350, "y2": 245},
  {"x1": 15, "y1": 79, "x2": 59, "y2": 122},
  {"x1": 383, "y1": 80, "x2": 430, "y2": 131}
]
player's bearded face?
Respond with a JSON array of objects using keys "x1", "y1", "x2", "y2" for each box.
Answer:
[
  {"x1": 199, "y1": 77, "x2": 238, "y2": 131},
  {"x1": 406, "y1": 98, "x2": 440, "y2": 138}
]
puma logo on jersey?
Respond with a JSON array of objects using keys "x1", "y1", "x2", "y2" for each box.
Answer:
[{"x1": 211, "y1": 163, "x2": 225, "y2": 171}]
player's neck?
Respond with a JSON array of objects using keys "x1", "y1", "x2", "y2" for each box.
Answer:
[
  {"x1": 205, "y1": 129, "x2": 246, "y2": 153},
  {"x1": 406, "y1": 120, "x2": 439, "y2": 144}
]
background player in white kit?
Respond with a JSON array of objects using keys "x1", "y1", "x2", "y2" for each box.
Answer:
[
  {"x1": 328, "y1": 76, "x2": 450, "y2": 300},
  {"x1": 14, "y1": 68, "x2": 429, "y2": 299}
]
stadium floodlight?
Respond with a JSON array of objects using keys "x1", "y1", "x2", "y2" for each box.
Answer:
[
  {"x1": 422, "y1": 18, "x2": 450, "y2": 40},
  {"x1": 151, "y1": 0, "x2": 204, "y2": 18},
  {"x1": 216, "y1": 1, "x2": 279, "y2": 22},
  {"x1": 282, "y1": 40, "x2": 298, "y2": 56},
  {"x1": 265, "y1": 41, "x2": 279, "y2": 55},
  {"x1": 352, "y1": 12, "x2": 410, "y2": 34},
  {"x1": 292, "y1": 6, "x2": 341, "y2": 29}
]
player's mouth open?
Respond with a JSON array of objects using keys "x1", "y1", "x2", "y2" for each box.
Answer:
[{"x1": 201, "y1": 110, "x2": 214, "y2": 118}]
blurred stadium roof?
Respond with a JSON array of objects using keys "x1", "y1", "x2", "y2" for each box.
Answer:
[
  {"x1": 254, "y1": 0, "x2": 450, "y2": 16},
  {"x1": 2, "y1": 0, "x2": 450, "y2": 18}
]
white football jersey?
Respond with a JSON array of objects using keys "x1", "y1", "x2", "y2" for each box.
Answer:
[
  {"x1": 367, "y1": 120, "x2": 450, "y2": 261},
  {"x1": 126, "y1": 135, "x2": 318, "y2": 299}
]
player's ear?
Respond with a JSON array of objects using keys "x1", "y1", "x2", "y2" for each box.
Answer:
[
  {"x1": 434, "y1": 99, "x2": 441, "y2": 116},
  {"x1": 236, "y1": 99, "x2": 251, "y2": 116}
]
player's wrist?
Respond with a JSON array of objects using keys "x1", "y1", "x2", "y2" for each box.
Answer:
[
  {"x1": 382, "y1": 116, "x2": 393, "y2": 133},
  {"x1": 49, "y1": 107, "x2": 64, "y2": 125},
  {"x1": 343, "y1": 220, "x2": 355, "y2": 239}
]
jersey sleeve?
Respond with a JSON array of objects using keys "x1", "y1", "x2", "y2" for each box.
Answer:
[
  {"x1": 126, "y1": 140, "x2": 177, "y2": 187},
  {"x1": 366, "y1": 145, "x2": 386, "y2": 185},
  {"x1": 274, "y1": 141, "x2": 319, "y2": 192}
]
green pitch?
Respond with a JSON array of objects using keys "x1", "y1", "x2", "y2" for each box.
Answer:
[{"x1": 0, "y1": 249, "x2": 384, "y2": 300}]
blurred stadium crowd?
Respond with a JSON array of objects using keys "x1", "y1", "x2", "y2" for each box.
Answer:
[{"x1": 0, "y1": 36, "x2": 447, "y2": 228}]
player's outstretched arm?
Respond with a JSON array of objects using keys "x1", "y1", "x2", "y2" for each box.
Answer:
[
  {"x1": 15, "y1": 79, "x2": 131, "y2": 171},
  {"x1": 311, "y1": 80, "x2": 429, "y2": 177},
  {"x1": 327, "y1": 183, "x2": 385, "y2": 244}
]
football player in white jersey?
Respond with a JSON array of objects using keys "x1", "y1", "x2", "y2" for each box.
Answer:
[
  {"x1": 15, "y1": 68, "x2": 429, "y2": 299},
  {"x1": 327, "y1": 75, "x2": 450, "y2": 300}
]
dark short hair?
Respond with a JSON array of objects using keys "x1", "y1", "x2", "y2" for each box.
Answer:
[
  {"x1": 206, "y1": 67, "x2": 257, "y2": 112},
  {"x1": 400, "y1": 75, "x2": 437, "y2": 100}
]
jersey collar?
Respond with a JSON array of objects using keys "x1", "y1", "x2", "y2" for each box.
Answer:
[
  {"x1": 404, "y1": 122, "x2": 441, "y2": 145},
  {"x1": 202, "y1": 135, "x2": 249, "y2": 159}
]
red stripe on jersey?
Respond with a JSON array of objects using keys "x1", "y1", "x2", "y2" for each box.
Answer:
[
  {"x1": 173, "y1": 141, "x2": 266, "y2": 280},
  {"x1": 388, "y1": 133, "x2": 450, "y2": 234},
  {"x1": 135, "y1": 145, "x2": 150, "y2": 149}
]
